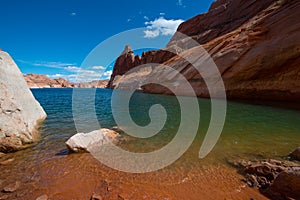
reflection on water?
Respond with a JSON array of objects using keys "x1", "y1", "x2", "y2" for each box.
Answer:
[{"x1": 0, "y1": 88, "x2": 299, "y2": 199}]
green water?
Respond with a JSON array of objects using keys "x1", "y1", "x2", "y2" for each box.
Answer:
[
  {"x1": 1, "y1": 88, "x2": 300, "y2": 174},
  {"x1": 31, "y1": 89, "x2": 300, "y2": 167},
  {"x1": 0, "y1": 88, "x2": 299, "y2": 199}
]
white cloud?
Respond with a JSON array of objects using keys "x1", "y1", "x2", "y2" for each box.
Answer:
[
  {"x1": 70, "y1": 12, "x2": 76, "y2": 16},
  {"x1": 19, "y1": 59, "x2": 110, "y2": 82},
  {"x1": 177, "y1": 0, "x2": 183, "y2": 6},
  {"x1": 144, "y1": 29, "x2": 160, "y2": 38},
  {"x1": 34, "y1": 62, "x2": 75, "y2": 68},
  {"x1": 144, "y1": 16, "x2": 149, "y2": 20},
  {"x1": 127, "y1": 18, "x2": 132, "y2": 22},
  {"x1": 143, "y1": 17, "x2": 184, "y2": 39},
  {"x1": 47, "y1": 67, "x2": 112, "y2": 82},
  {"x1": 18, "y1": 60, "x2": 77, "y2": 69},
  {"x1": 103, "y1": 70, "x2": 112, "y2": 77},
  {"x1": 65, "y1": 66, "x2": 82, "y2": 72},
  {"x1": 160, "y1": 12, "x2": 165, "y2": 16},
  {"x1": 47, "y1": 72, "x2": 110, "y2": 82},
  {"x1": 91, "y1": 66, "x2": 105, "y2": 70},
  {"x1": 47, "y1": 74, "x2": 64, "y2": 78}
]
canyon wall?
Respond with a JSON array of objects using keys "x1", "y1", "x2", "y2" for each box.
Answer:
[{"x1": 108, "y1": 0, "x2": 300, "y2": 102}]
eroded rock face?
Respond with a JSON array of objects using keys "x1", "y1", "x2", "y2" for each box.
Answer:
[
  {"x1": 108, "y1": 0, "x2": 300, "y2": 102},
  {"x1": 169, "y1": 0, "x2": 275, "y2": 44},
  {"x1": 0, "y1": 51, "x2": 46, "y2": 152},
  {"x1": 65, "y1": 128, "x2": 120, "y2": 153},
  {"x1": 107, "y1": 45, "x2": 176, "y2": 88}
]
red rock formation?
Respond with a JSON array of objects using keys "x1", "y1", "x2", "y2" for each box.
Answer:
[
  {"x1": 74, "y1": 80, "x2": 109, "y2": 88},
  {"x1": 54, "y1": 78, "x2": 73, "y2": 88},
  {"x1": 108, "y1": 0, "x2": 300, "y2": 102},
  {"x1": 24, "y1": 74, "x2": 55, "y2": 88},
  {"x1": 24, "y1": 74, "x2": 108, "y2": 88},
  {"x1": 107, "y1": 45, "x2": 176, "y2": 88},
  {"x1": 169, "y1": 0, "x2": 275, "y2": 44}
]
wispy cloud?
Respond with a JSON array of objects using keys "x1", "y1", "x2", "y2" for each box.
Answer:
[
  {"x1": 61, "y1": 65, "x2": 111, "y2": 82},
  {"x1": 19, "y1": 59, "x2": 111, "y2": 82},
  {"x1": 176, "y1": 0, "x2": 185, "y2": 7},
  {"x1": 47, "y1": 69, "x2": 112, "y2": 82},
  {"x1": 18, "y1": 60, "x2": 77, "y2": 69},
  {"x1": 102, "y1": 70, "x2": 112, "y2": 77},
  {"x1": 143, "y1": 17, "x2": 184, "y2": 39},
  {"x1": 64, "y1": 66, "x2": 82, "y2": 72},
  {"x1": 91, "y1": 66, "x2": 105, "y2": 70},
  {"x1": 70, "y1": 12, "x2": 77, "y2": 16}
]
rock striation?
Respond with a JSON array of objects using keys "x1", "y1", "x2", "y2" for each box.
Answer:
[
  {"x1": 108, "y1": 0, "x2": 300, "y2": 102},
  {"x1": 0, "y1": 51, "x2": 47, "y2": 152},
  {"x1": 24, "y1": 74, "x2": 108, "y2": 89}
]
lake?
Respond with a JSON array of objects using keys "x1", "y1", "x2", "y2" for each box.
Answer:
[{"x1": 0, "y1": 88, "x2": 299, "y2": 199}]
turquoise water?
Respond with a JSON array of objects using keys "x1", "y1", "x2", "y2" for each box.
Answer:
[
  {"x1": 0, "y1": 88, "x2": 299, "y2": 199},
  {"x1": 31, "y1": 88, "x2": 300, "y2": 165}
]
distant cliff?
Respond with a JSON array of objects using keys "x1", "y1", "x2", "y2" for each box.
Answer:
[
  {"x1": 108, "y1": 0, "x2": 300, "y2": 102},
  {"x1": 24, "y1": 74, "x2": 109, "y2": 89}
]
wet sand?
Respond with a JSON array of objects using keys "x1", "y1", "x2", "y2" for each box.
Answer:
[{"x1": 0, "y1": 152, "x2": 268, "y2": 200}]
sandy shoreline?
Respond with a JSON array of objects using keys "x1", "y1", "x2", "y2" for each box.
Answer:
[{"x1": 0, "y1": 152, "x2": 269, "y2": 200}]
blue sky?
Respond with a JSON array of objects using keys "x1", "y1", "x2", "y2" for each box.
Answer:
[{"x1": 0, "y1": 0, "x2": 214, "y2": 82}]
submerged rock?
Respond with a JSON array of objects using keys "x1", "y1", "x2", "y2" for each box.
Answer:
[
  {"x1": 0, "y1": 158, "x2": 14, "y2": 165},
  {"x1": 0, "y1": 153, "x2": 5, "y2": 158},
  {"x1": 231, "y1": 158, "x2": 300, "y2": 199},
  {"x1": 289, "y1": 147, "x2": 300, "y2": 161},
  {"x1": 264, "y1": 167, "x2": 300, "y2": 200},
  {"x1": 65, "y1": 128, "x2": 120, "y2": 153},
  {"x1": 90, "y1": 193, "x2": 103, "y2": 200},
  {"x1": 0, "y1": 51, "x2": 47, "y2": 152},
  {"x1": 36, "y1": 194, "x2": 48, "y2": 200},
  {"x1": 240, "y1": 159, "x2": 289, "y2": 189},
  {"x1": 2, "y1": 181, "x2": 21, "y2": 193},
  {"x1": 0, "y1": 194, "x2": 9, "y2": 200},
  {"x1": 244, "y1": 160, "x2": 287, "y2": 182}
]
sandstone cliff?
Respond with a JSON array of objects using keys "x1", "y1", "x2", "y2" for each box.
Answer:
[
  {"x1": 108, "y1": 0, "x2": 300, "y2": 102},
  {"x1": 24, "y1": 74, "x2": 108, "y2": 89},
  {"x1": 107, "y1": 45, "x2": 176, "y2": 88},
  {"x1": 24, "y1": 74, "x2": 73, "y2": 88},
  {"x1": 0, "y1": 51, "x2": 47, "y2": 152},
  {"x1": 74, "y1": 80, "x2": 108, "y2": 88}
]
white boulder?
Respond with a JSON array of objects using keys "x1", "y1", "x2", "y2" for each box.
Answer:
[
  {"x1": 0, "y1": 51, "x2": 47, "y2": 152},
  {"x1": 65, "y1": 128, "x2": 120, "y2": 153}
]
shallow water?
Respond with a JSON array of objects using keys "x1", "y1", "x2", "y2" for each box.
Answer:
[{"x1": 0, "y1": 88, "x2": 299, "y2": 199}]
